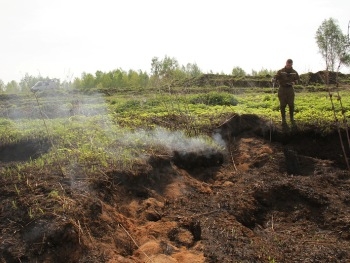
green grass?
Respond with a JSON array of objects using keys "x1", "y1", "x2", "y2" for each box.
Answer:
[
  {"x1": 107, "y1": 87, "x2": 350, "y2": 131},
  {"x1": 1, "y1": 85, "x2": 349, "y2": 174},
  {"x1": 1, "y1": 85, "x2": 348, "y2": 220}
]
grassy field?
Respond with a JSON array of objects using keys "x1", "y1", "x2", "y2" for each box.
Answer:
[
  {"x1": 2, "y1": 83, "x2": 350, "y2": 262},
  {"x1": 0, "y1": 84, "x2": 349, "y2": 174}
]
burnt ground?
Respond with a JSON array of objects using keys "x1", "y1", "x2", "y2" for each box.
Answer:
[{"x1": 1, "y1": 114, "x2": 350, "y2": 263}]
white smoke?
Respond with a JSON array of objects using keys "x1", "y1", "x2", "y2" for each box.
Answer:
[{"x1": 120, "y1": 127, "x2": 226, "y2": 154}]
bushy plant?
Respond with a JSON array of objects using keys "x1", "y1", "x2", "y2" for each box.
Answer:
[{"x1": 189, "y1": 92, "x2": 238, "y2": 106}]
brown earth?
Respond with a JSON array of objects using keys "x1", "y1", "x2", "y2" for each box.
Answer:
[{"x1": 1, "y1": 114, "x2": 350, "y2": 263}]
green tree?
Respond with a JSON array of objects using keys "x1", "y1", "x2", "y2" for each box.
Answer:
[
  {"x1": 95, "y1": 70, "x2": 104, "y2": 85},
  {"x1": 0, "y1": 80, "x2": 4, "y2": 92},
  {"x1": 231, "y1": 66, "x2": 246, "y2": 77},
  {"x1": 99, "y1": 72, "x2": 113, "y2": 89},
  {"x1": 5, "y1": 81, "x2": 20, "y2": 93},
  {"x1": 250, "y1": 69, "x2": 257, "y2": 76},
  {"x1": 138, "y1": 70, "x2": 149, "y2": 88},
  {"x1": 315, "y1": 18, "x2": 350, "y2": 71},
  {"x1": 250, "y1": 68, "x2": 276, "y2": 77},
  {"x1": 183, "y1": 63, "x2": 202, "y2": 77},
  {"x1": 72, "y1": 77, "x2": 82, "y2": 89},
  {"x1": 257, "y1": 68, "x2": 276, "y2": 77},
  {"x1": 80, "y1": 72, "x2": 95, "y2": 89},
  {"x1": 127, "y1": 69, "x2": 141, "y2": 88},
  {"x1": 150, "y1": 55, "x2": 180, "y2": 87},
  {"x1": 111, "y1": 69, "x2": 126, "y2": 88},
  {"x1": 19, "y1": 73, "x2": 43, "y2": 93},
  {"x1": 151, "y1": 56, "x2": 179, "y2": 77}
]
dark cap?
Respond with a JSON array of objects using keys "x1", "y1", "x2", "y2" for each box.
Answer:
[{"x1": 286, "y1": 59, "x2": 293, "y2": 64}]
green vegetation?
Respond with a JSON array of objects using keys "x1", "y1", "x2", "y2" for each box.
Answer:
[
  {"x1": 315, "y1": 18, "x2": 350, "y2": 72},
  {"x1": 1, "y1": 17, "x2": 350, "y2": 262},
  {"x1": 1, "y1": 83, "x2": 350, "y2": 172},
  {"x1": 1, "y1": 80, "x2": 350, "y2": 223},
  {"x1": 0, "y1": 16, "x2": 349, "y2": 180}
]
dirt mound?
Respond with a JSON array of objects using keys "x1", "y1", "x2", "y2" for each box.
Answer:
[
  {"x1": 1, "y1": 114, "x2": 350, "y2": 262},
  {"x1": 172, "y1": 71, "x2": 350, "y2": 88},
  {"x1": 175, "y1": 74, "x2": 272, "y2": 88},
  {"x1": 303, "y1": 71, "x2": 350, "y2": 85}
]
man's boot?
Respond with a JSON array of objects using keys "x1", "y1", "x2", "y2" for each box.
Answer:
[
  {"x1": 281, "y1": 109, "x2": 287, "y2": 125},
  {"x1": 289, "y1": 106, "x2": 296, "y2": 126}
]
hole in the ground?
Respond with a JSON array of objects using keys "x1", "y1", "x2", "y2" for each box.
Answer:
[
  {"x1": 217, "y1": 114, "x2": 350, "y2": 169},
  {"x1": 237, "y1": 183, "x2": 329, "y2": 229},
  {"x1": 282, "y1": 131, "x2": 350, "y2": 169},
  {"x1": 283, "y1": 146, "x2": 301, "y2": 175},
  {"x1": 0, "y1": 138, "x2": 51, "y2": 163},
  {"x1": 172, "y1": 150, "x2": 224, "y2": 170}
]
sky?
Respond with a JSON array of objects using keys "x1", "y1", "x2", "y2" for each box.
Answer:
[{"x1": 0, "y1": 0, "x2": 349, "y2": 83}]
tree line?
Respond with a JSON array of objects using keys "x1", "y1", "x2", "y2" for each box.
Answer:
[
  {"x1": 0, "y1": 57, "x2": 279, "y2": 93},
  {"x1": 1, "y1": 17, "x2": 349, "y2": 93}
]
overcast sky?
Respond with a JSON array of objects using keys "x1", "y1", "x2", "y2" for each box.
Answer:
[{"x1": 1, "y1": 0, "x2": 349, "y2": 83}]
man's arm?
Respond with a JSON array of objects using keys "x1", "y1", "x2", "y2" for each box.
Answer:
[
  {"x1": 293, "y1": 71, "x2": 300, "y2": 85},
  {"x1": 271, "y1": 70, "x2": 280, "y2": 83}
]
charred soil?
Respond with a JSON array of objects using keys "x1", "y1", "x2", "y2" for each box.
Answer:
[{"x1": 1, "y1": 114, "x2": 350, "y2": 263}]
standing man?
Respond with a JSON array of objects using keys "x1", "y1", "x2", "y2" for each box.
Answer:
[{"x1": 273, "y1": 59, "x2": 300, "y2": 126}]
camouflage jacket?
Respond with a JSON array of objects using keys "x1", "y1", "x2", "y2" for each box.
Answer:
[{"x1": 274, "y1": 67, "x2": 299, "y2": 87}]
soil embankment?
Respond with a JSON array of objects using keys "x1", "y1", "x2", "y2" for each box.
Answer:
[{"x1": 1, "y1": 114, "x2": 350, "y2": 262}]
